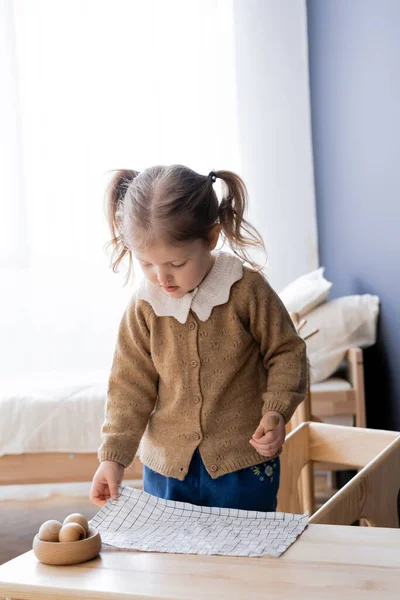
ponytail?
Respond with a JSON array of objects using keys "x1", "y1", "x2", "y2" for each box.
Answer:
[
  {"x1": 216, "y1": 170, "x2": 266, "y2": 270},
  {"x1": 104, "y1": 169, "x2": 140, "y2": 280},
  {"x1": 103, "y1": 165, "x2": 266, "y2": 282}
]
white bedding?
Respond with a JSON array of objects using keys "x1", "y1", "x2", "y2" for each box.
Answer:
[
  {"x1": 311, "y1": 377, "x2": 352, "y2": 393},
  {"x1": 0, "y1": 372, "x2": 108, "y2": 456}
]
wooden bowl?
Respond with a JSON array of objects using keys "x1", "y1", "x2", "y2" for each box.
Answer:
[{"x1": 33, "y1": 528, "x2": 101, "y2": 565}]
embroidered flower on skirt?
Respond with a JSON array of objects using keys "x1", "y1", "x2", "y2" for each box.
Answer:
[{"x1": 251, "y1": 460, "x2": 278, "y2": 483}]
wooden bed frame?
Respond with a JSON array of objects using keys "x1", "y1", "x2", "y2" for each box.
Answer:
[
  {"x1": 0, "y1": 349, "x2": 365, "y2": 490},
  {"x1": 310, "y1": 347, "x2": 366, "y2": 428},
  {"x1": 0, "y1": 452, "x2": 142, "y2": 487}
]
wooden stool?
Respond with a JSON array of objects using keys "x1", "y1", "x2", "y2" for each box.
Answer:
[{"x1": 278, "y1": 421, "x2": 400, "y2": 527}]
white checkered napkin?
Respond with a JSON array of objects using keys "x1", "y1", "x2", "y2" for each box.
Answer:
[{"x1": 90, "y1": 485, "x2": 308, "y2": 558}]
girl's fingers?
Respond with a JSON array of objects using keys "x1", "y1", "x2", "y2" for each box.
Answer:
[
  {"x1": 90, "y1": 493, "x2": 109, "y2": 507},
  {"x1": 252, "y1": 424, "x2": 265, "y2": 440},
  {"x1": 252, "y1": 430, "x2": 280, "y2": 444},
  {"x1": 90, "y1": 482, "x2": 111, "y2": 503},
  {"x1": 249, "y1": 439, "x2": 283, "y2": 456},
  {"x1": 93, "y1": 499, "x2": 106, "y2": 507},
  {"x1": 109, "y1": 483, "x2": 120, "y2": 501},
  {"x1": 261, "y1": 439, "x2": 283, "y2": 451},
  {"x1": 250, "y1": 433, "x2": 284, "y2": 447},
  {"x1": 92, "y1": 491, "x2": 112, "y2": 506}
]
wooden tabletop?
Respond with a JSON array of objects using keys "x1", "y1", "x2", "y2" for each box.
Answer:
[{"x1": 0, "y1": 524, "x2": 400, "y2": 599}]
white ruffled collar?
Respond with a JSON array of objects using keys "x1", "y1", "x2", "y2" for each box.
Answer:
[{"x1": 137, "y1": 251, "x2": 243, "y2": 324}]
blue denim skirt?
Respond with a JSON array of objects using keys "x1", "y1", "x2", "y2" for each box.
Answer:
[{"x1": 143, "y1": 449, "x2": 280, "y2": 512}]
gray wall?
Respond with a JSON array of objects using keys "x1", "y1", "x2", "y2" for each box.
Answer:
[{"x1": 307, "y1": 0, "x2": 400, "y2": 430}]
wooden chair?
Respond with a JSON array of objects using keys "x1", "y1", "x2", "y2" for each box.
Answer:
[
  {"x1": 278, "y1": 421, "x2": 400, "y2": 528},
  {"x1": 289, "y1": 312, "x2": 368, "y2": 513},
  {"x1": 290, "y1": 312, "x2": 366, "y2": 430},
  {"x1": 311, "y1": 347, "x2": 366, "y2": 429},
  {"x1": 311, "y1": 348, "x2": 367, "y2": 495},
  {"x1": 286, "y1": 375, "x2": 314, "y2": 515}
]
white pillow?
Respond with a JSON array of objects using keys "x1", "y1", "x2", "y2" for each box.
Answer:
[
  {"x1": 303, "y1": 295, "x2": 380, "y2": 383},
  {"x1": 279, "y1": 267, "x2": 332, "y2": 318}
]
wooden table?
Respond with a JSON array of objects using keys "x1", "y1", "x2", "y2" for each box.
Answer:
[{"x1": 0, "y1": 524, "x2": 399, "y2": 599}]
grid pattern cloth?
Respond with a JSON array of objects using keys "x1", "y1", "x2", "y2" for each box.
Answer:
[{"x1": 90, "y1": 485, "x2": 308, "y2": 558}]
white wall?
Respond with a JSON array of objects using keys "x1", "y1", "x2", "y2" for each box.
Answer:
[{"x1": 233, "y1": 0, "x2": 318, "y2": 291}]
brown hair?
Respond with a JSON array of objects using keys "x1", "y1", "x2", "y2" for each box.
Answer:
[{"x1": 105, "y1": 164, "x2": 266, "y2": 281}]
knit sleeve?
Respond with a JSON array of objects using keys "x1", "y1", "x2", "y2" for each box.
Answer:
[
  {"x1": 98, "y1": 297, "x2": 159, "y2": 467},
  {"x1": 248, "y1": 272, "x2": 308, "y2": 423}
]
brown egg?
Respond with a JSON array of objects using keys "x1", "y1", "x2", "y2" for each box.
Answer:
[
  {"x1": 59, "y1": 523, "x2": 86, "y2": 543},
  {"x1": 63, "y1": 513, "x2": 89, "y2": 535},
  {"x1": 38, "y1": 520, "x2": 63, "y2": 542}
]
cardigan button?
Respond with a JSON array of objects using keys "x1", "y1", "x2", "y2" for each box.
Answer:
[
  {"x1": 194, "y1": 433, "x2": 201, "y2": 441},
  {"x1": 210, "y1": 464, "x2": 218, "y2": 472},
  {"x1": 193, "y1": 396, "x2": 200, "y2": 403},
  {"x1": 191, "y1": 360, "x2": 198, "y2": 368},
  {"x1": 189, "y1": 322, "x2": 196, "y2": 330}
]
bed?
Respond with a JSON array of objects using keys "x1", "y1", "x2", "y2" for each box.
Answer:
[{"x1": 0, "y1": 372, "x2": 141, "y2": 488}]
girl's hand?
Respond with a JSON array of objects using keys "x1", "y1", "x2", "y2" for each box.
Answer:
[
  {"x1": 249, "y1": 411, "x2": 286, "y2": 457},
  {"x1": 90, "y1": 460, "x2": 125, "y2": 507}
]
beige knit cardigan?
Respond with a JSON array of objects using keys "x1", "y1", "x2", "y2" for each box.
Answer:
[{"x1": 99, "y1": 267, "x2": 307, "y2": 480}]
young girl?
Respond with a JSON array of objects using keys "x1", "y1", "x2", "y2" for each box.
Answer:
[{"x1": 90, "y1": 165, "x2": 307, "y2": 512}]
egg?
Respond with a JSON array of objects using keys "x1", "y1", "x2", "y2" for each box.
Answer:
[
  {"x1": 59, "y1": 523, "x2": 86, "y2": 543},
  {"x1": 63, "y1": 513, "x2": 89, "y2": 535},
  {"x1": 38, "y1": 520, "x2": 63, "y2": 542}
]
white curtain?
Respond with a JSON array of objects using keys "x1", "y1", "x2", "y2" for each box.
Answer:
[
  {"x1": 233, "y1": 0, "x2": 318, "y2": 290},
  {"x1": 0, "y1": 0, "x2": 240, "y2": 378},
  {"x1": 0, "y1": 0, "x2": 317, "y2": 378}
]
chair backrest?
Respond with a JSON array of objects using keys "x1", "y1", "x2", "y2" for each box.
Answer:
[
  {"x1": 278, "y1": 422, "x2": 400, "y2": 528},
  {"x1": 278, "y1": 422, "x2": 309, "y2": 514},
  {"x1": 286, "y1": 363, "x2": 312, "y2": 435},
  {"x1": 310, "y1": 428, "x2": 400, "y2": 527}
]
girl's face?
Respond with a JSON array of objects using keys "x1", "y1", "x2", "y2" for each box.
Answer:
[{"x1": 134, "y1": 233, "x2": 219, "y2": 298}]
